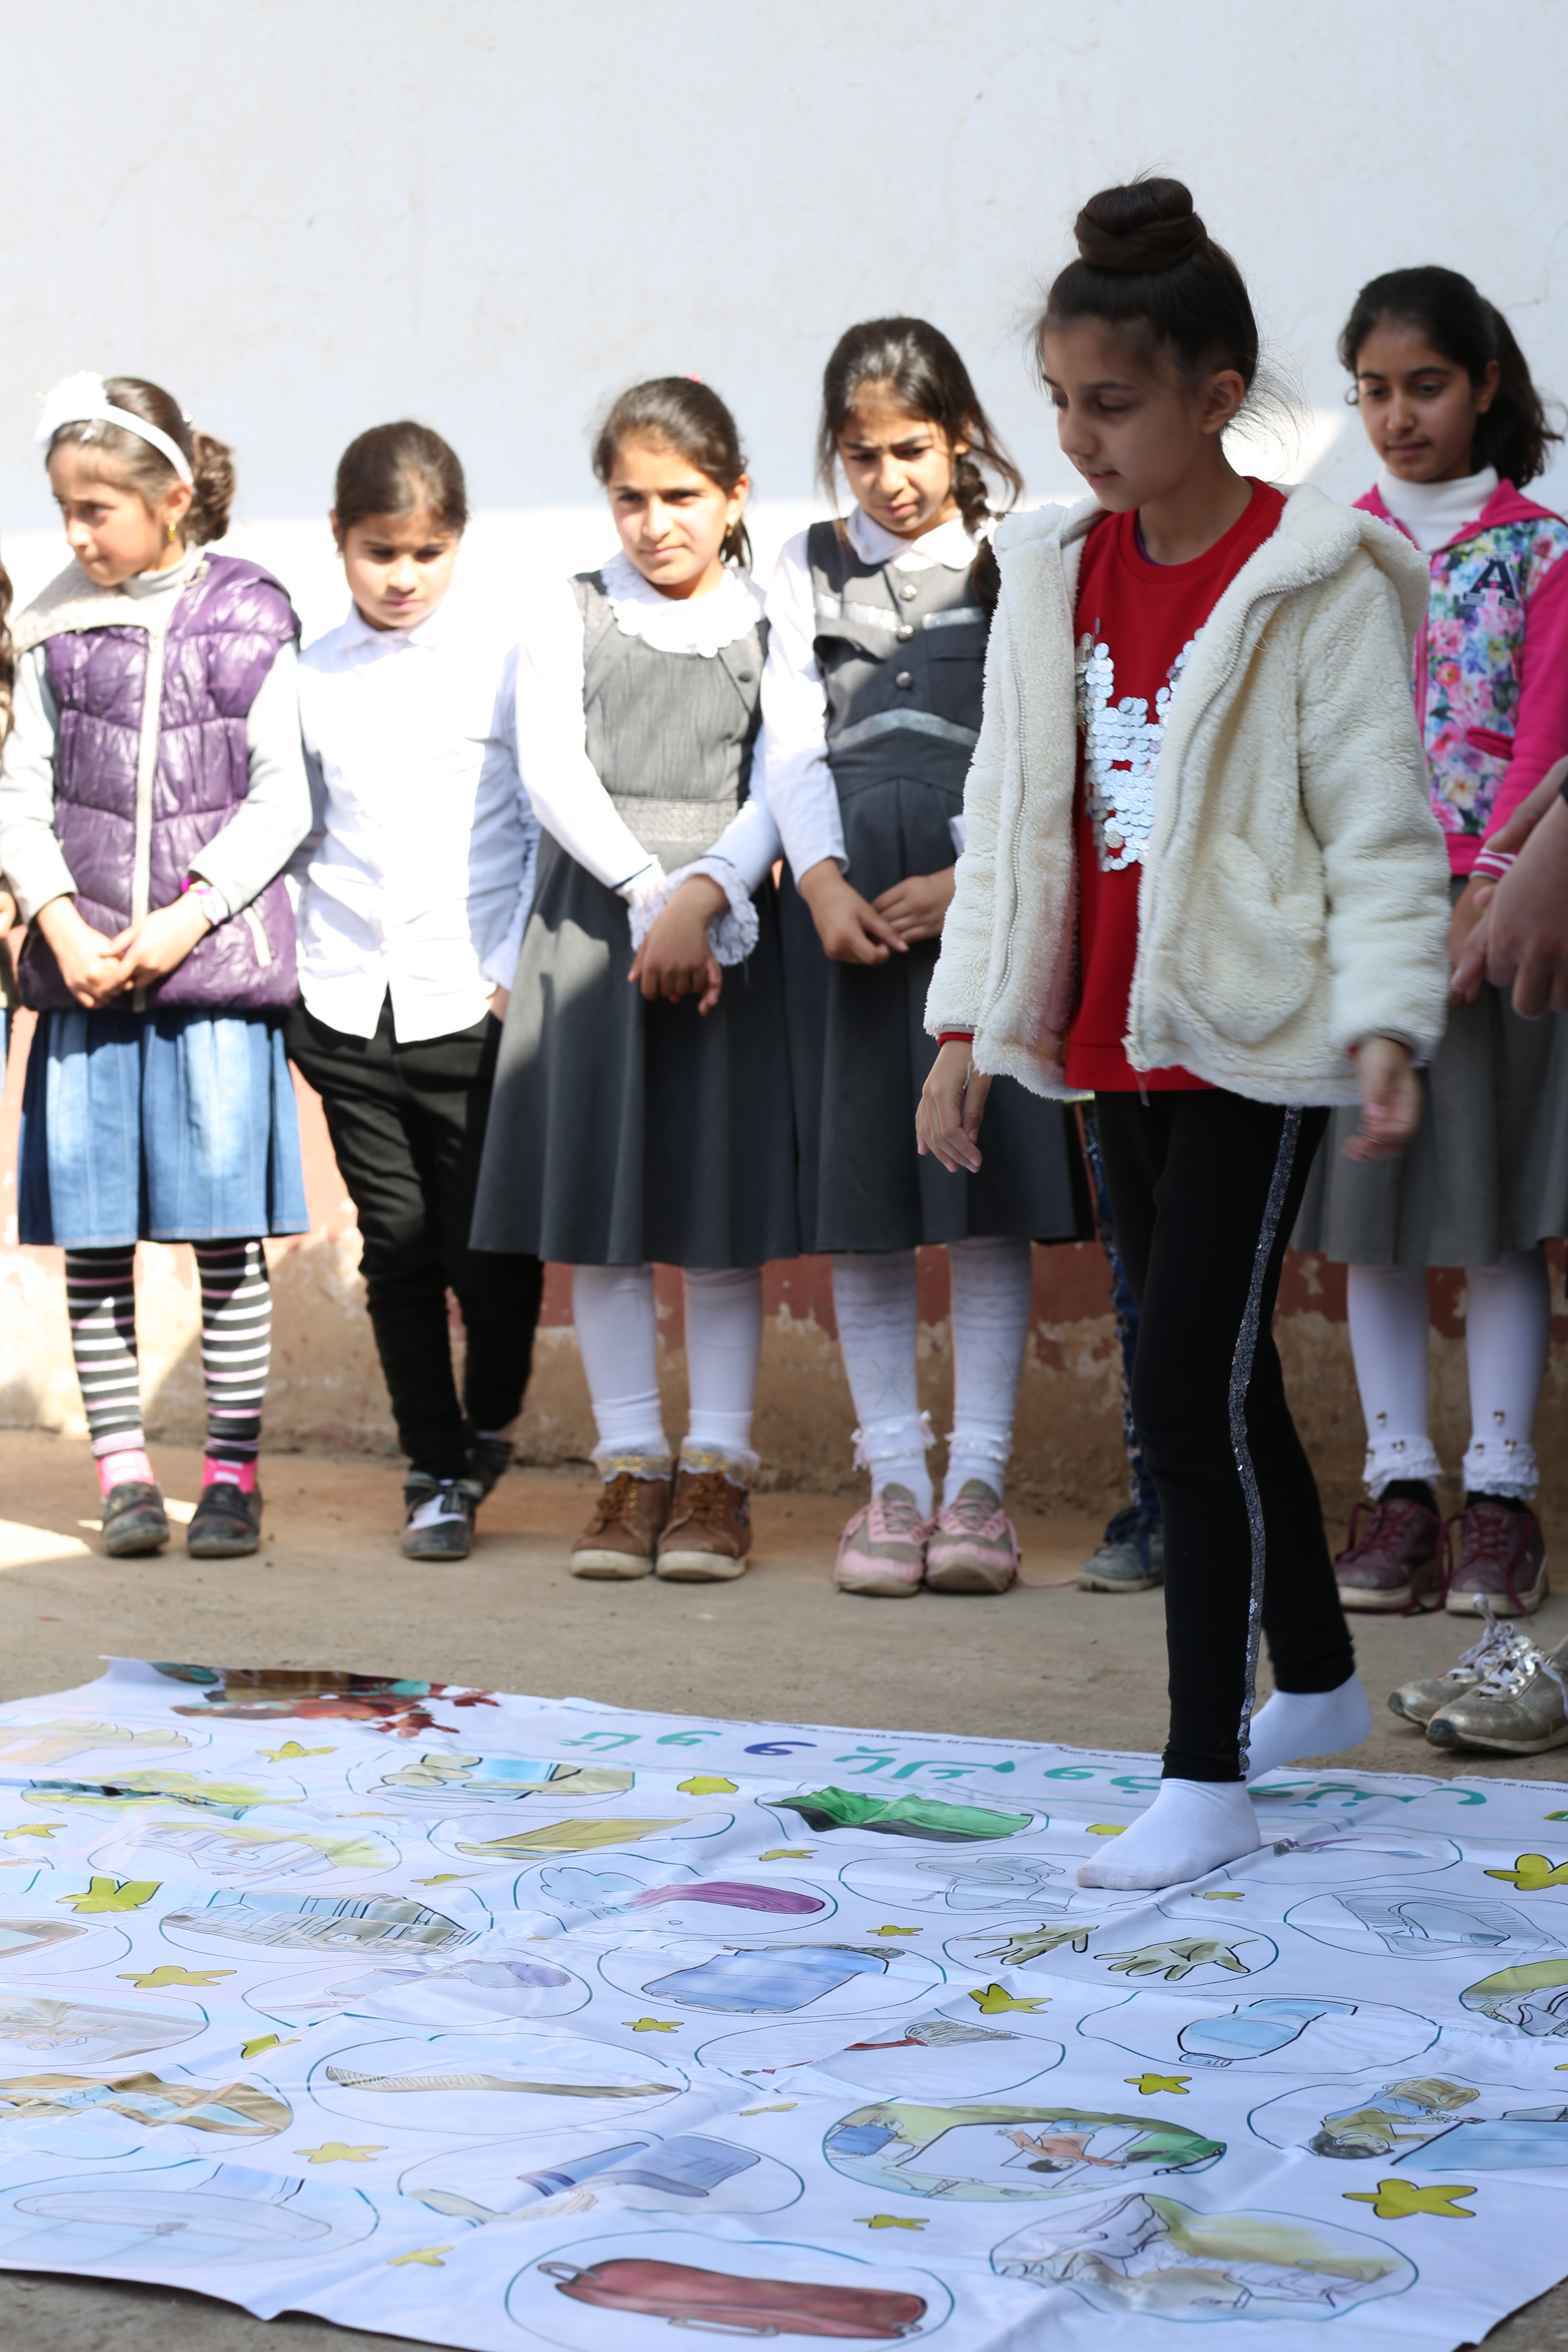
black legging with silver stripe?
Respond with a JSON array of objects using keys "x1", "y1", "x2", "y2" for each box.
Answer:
[
  {"x1": 1094, "y1": 1089, "x2": 1352, "y2": 1782},
  {"x1": 65, "y1": 1240, "x2": 272, "y2": 1465}
]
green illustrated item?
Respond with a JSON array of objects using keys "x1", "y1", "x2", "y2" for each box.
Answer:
[{"x1": 777, "y1": 1788, "x2": 1032, "y2": 1842}]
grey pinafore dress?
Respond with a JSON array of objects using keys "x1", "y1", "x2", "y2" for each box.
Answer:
[
  {"x1": 779, "y1": 522, "x2": 1088, "y2": 1253},
  {"x1": 471, "y1": 571, "x2": 798, "y2": 1270}
]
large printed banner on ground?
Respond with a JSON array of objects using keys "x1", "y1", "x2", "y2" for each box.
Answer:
[{"x1": 0, "y1": 1662, "x2": 1561, "y2": 2348}]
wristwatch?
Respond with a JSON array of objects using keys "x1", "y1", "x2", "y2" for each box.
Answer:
[{"x1": 189, "y1": 880, "x2": 231, "y2": 927}]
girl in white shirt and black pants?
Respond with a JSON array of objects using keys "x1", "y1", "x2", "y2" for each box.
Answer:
[{"x1": 287, "y1": 423, "x2": 542, "y2": 1560}]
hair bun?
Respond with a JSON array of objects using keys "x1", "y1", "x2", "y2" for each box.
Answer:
[{"x1": 1074, "y1": 177, "x2": 1206, "y2": 276}]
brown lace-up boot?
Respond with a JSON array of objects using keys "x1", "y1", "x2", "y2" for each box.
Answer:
[
  {"x1": 656, "y1": 1450, "x2": 753, "y2": 1582},
  {"x1": 570, "y1": 1460, "x2": 672, "y2": 1579}
]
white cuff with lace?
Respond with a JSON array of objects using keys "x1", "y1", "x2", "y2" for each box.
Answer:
[{"x1": 626, "y1": 856, "x2": 760, "y2": 967}]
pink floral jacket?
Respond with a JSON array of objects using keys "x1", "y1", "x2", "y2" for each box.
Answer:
[{"x1": 1358, "y1": 480, "x2": 1568, "y2": 876}]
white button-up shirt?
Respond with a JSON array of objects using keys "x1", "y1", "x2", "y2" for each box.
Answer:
[
  {"x1": 760, "y1": 506, "x2": 980, "y2": 880},
  {"x1": 295, "y1": 596, "x2": 538, "y2": 1043}
]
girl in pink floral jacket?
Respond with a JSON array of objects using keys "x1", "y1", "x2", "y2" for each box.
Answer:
[{"x1": 1298, "y1": 266, "x2": 1568, "y2": 1628}]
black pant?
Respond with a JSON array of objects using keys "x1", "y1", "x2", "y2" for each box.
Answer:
[
  {"x1": 287, "y1": 999, "x2": 543, "y2": 1479},
  {"x1": 1095, "y1": 1089, "x2": 1352, "y2": 1782}
]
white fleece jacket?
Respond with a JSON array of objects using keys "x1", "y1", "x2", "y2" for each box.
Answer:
[{"x1": 927, "y1": 483, "x2": 1452, "y2": 1106}]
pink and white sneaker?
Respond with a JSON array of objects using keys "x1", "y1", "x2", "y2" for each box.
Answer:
[
  {"x1": 833, "y1": 1483, "x2": 933, "y2": 1598},
  {"x1": 925, "y1": 1479, "x2": 1020, "y2": 1593}
]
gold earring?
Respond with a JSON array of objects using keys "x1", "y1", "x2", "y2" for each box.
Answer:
[{"x1": 167, "y1": 518, "x2": 179, "y2": 542}]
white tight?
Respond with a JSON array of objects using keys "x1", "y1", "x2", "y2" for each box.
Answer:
[
  {"x1": 831, "y1": 1239, "x2": 1033, "y2": 1517},
  {"x1": 1346, "y1": 1248, "x2": 1550, "y2": 1501},
  {"x1": 571, "y1": 1265, "x2": 763, "y2": 1465}
]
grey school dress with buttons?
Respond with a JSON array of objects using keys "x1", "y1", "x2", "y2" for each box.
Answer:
[
  {"x1": 780, "y1": 521, "x2": 1087, "y2": 1252},
  {"x1": 471, "y1": 570, "x2": 798, "y2": 1269}
]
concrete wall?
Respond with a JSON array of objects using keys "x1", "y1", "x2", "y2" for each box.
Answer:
[{"x1": 2, "y1": 0, "x2": 1567, "y2": 1530}]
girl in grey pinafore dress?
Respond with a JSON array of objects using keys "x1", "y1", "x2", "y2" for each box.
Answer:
[
  {"x1": 471, "y1": 376, "x2": 796, "y2": 1587},
  {"x1": 763, "y1": 318, "x2": 1089, "y2": 1599}
]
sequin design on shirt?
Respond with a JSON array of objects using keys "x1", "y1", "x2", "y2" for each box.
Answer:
[{"x1": 1076, "y1": 628, "x2": 1198, "y2": 871}]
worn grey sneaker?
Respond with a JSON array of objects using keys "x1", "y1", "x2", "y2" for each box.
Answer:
[
  {"x1": 1078, "y1": 1504, "x2": 1164, "y2": 1593},
  {"x1": 1388, "y1": 1610, "x2": 1530, "y2": 1727},
  {"x1": 1425, "y1": 1631, "x2": 1568, "y2": 1755}
]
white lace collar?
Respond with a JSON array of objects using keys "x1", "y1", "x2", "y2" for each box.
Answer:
[
  {"x1": 846, "y1": 504, "x2": 980, "y2": 572},
  {"x1": 598, "y1": 548, "x2": 763, "y2": 657}
]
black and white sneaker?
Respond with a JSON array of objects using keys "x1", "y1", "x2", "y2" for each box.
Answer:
[
  {"x1": 401, "y1": 1474, "x2": 483, "y2": 1561},
  {"x1": 466, "y1": 1434, "x2": 515, "y2": 1500}
]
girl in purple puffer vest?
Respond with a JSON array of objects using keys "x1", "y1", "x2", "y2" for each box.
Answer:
[{"x1": 0, "y1": 374, "x2": 313, "y2": 1563}]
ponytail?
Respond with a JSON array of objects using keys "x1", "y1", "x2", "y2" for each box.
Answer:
[{"x1": 46, "y1": 375, "x2": 235, "y2": 543}]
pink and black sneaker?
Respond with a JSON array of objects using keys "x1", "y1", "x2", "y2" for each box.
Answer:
[
  {"x1": 833, "y1": 1484, "x2": 933, "y2": 1598},
  {"x1": 1443, "y1": 1499, "x2": 1549, "y2": 1617}
]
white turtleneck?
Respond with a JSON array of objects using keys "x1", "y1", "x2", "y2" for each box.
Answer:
[{"x1": 1377, "y1": 463, "x2": 1499, "y2": 555}]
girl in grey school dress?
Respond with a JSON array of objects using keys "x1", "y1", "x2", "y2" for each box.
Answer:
[
  {"x1": 762, "y1": 320, "x2": 1089, "y2": 1601},
  {"x1": 471, "y1": 380, "x2": 795, "y2": 1585}
]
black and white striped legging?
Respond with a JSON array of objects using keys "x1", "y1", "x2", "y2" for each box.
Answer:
[{"x1": 65, "y1": 1241, "x2": 272, "y2": 1464}]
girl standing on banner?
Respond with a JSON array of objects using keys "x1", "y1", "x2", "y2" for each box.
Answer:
[
  {"x1": 471, "y1": 379, "x2": 795, "y2": 1583},
  {"x1": 286, "y1": 423, "x2": 543, "y2": 1563},
  {"x1": 1294, "y1": 269, "x2": 1568, "y2": 1619},
  {"x1": 0, "y1": 374, "x2": 313, "y2": 1561},
  {"x1": 920, "y1": 181, "x2": 1451, "y2": 1888},
  {"x1": 764, "y1": 318, "x2": 1088, "y2": 1601}
]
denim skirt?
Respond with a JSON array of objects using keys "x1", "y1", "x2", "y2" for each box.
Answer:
[{"x1": 19, "y1": 1007, "x2": 309, "y2": 1247}]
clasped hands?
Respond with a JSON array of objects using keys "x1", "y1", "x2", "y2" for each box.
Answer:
[{"x1": 34, "y1": 892, "x2": 215, "y2": 1008}]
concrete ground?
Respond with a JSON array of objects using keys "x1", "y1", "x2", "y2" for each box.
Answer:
[{"x1": 0, "y1": 1426, "x2": 1564, "y2": 2350}]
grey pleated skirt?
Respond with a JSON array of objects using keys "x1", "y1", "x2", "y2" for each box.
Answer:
[
  {"x1": 470, "y1": 832, "x2": 800, "y2": 1268},
  {"x1": 1293, "y1": 890, "x2": 1568, "y2": 1267},
  {"x1": 780, "y1": 768, "x2": 1091, "y2": 1256}
]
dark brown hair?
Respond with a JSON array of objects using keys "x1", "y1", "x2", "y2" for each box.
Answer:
[
  {"x1": 817, "y1": 318, "x2": 1021, "y2": 611},
  {"x1": 47, "y1": 376, "x2": 234, "y2": 545},
  {"x1": 592, "y1": 379, "x2": 751, "y2": 569},
  {"x1": 333, "y1": 421, "x2": 468, "y2": 538},
  {"x1": 1339, "y1": 267, "x2": 1561, "y2": 489},
  {"x1": 1038, "y1": 178, "x2": 1259, "y2": 394},
  {"x1": 0, "y1": 550, "x2": 12, "y2": 746}
]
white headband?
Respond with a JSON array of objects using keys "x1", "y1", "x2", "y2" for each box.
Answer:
[{"x1": 35, "y1": 370, "x2": 193, "y2": 484}]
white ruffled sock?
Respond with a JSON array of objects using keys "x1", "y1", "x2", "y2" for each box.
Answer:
[
  {"x1": 1245, "y1": 1674, "x2": 1372, "y2": 1783},
  {"x1": 1077, "y1": 1780, "x2": 1260, "y2": 1890}
]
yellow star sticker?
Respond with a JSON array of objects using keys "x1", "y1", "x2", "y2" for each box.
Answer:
[
  {"x1": 296, "y1": 2143, "x2": 386, "y2": 2165},
  {"x1": 256, "y1": 1742, "x2": 335, "y2": 1762},
  {"x1": 58, "y1": 1876, "x2": 160, "y2": 1913},
  {"x1": 1483, "y1": 1853, "x2": 1568, "y2": 1892},
  {"x1": 740, "y1": 2103, "x2": 797, "y2": 2114},
  {"x1": 677, "y1": 1773, "x2": 738, "y2": 1795},
  {"x1": 415, "y1": 1874, "x2": 475, "y2": 1885},
  {"x1": 625, "y1": 2017, "x2": 679, "y2": 2031},
  {"x1": 119, "y1": 1965, "x2": 235, "y2": 1990},
  {"x1": 1087, "y1": 1824, "x2": 1125, "y2": 1838},
  {"x1": 858, "y1": 2215, "x2": 927, "y2": 2231},
  {"x1": 1345, "y1": 2179, "x2": 1475, "y2": 2221},
  {"x1": 1126, "y1": 2073, "x2": 1190, "y2": 2096},
  {"x1": 1199, "y1": 1890, "x2": 1245, "y2": 1900},
  {"x1": 389, "y1": 2246, "x2": 452, "y2": 2266},
  {"x1": 5, "y1": 1823, "x2": 61, "y2": 1839},
  {"x1": 240, "y1": 2034, "x2": 297, "y2": 2060},
  {"x1": 969, "y1": 1982, "x2": 1048, "y2": 2014},
  {"x1": 870, "y1": 1924, "x2": 920, "y2": 1936},
  {"x1": 759, "y1": 1849, "x2": 812, "y2": 1860}
]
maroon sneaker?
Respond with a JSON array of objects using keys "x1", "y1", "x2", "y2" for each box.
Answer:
[
  {"x1": 1443, "y1": 1501, "x2": 1548, "y2": 1617},
  {"x1": 1334, "y1": 1497, "x2": 1441, "y2": 1613}
]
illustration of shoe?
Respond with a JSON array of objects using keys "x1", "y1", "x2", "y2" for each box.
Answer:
[
  {"x1": 924, "y1": 1482, "x2": 1019, "y2": 1593},
  {"x1": 1333, "y1": 1496, "x2": 1441, "y2": 1613},
  {"x1": 1388, "y1": 1608, "x2": 1528, "y2": 1726},
  {"x1": 833, "y1": 1485, "x2": 933, "y2": 1597},
  {"x1": 1442, "y1": 1500, "x2": 1548, "y2": 1617},
  {"x1": 1425, "y1": 1631, "x2": 1568, "y2": 1755}
]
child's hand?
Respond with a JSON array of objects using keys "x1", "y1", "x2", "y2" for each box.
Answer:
[
  {"x1": 916, "y1": 1038, "x2": 990, "y2": 1174},
  {"x1": 1446, "y1": 874, "x2": 1493, "y2": 998},
  {"x1": 0, "y1": 886, "x2": 16, "y2": 935},
  {"x1": 630, "y1": 875, "x2": 728, "y2": 1016},
  {"x1": 488, "y1": 984, "x2": 510, "y2": 1022},
  {"x1": 1478, "y1": 754, "x2": 1568, "y2": 857},
  {"x1": 796, "y1": 860, "x2": 906, "y2": 964},
  {"x1": 33, "y1": 896, "x2": 125, "y2": 1007},
  {"x1": 873, "y1": 866, "x2": 956, "y2": 943},
  {"x1": 1343, "y1": 1035, "x2": 1422, "y2": 1161},
  {"x1": 105, "y1": 896, "x2": 213, "y2": 991}
]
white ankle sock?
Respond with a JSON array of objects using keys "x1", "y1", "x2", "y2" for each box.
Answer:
[
  {"x1": 1245, "y1": 1674, "x2": 1372, "y2": 1782},
  {"x1": 1078, "y1": 1780, "x2": 1259, "y2": 1890}
]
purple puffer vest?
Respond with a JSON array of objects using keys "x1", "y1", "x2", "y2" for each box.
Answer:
[{"x1": 20, "y1": 554, "x2": 300, "y2": 1013}]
